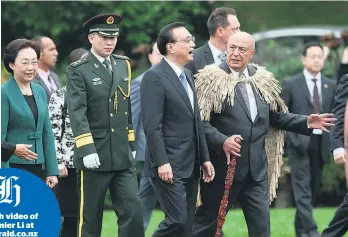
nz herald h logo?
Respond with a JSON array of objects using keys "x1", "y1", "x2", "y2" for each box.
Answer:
[{"x1": 0, "y1": 176, "x2": 21, "y2": 207}]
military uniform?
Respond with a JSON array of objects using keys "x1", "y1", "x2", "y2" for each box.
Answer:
[{"x1": 66, "y1": 13, "x2": 144, "y2": 237}]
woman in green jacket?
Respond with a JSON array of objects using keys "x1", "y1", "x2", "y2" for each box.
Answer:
[{"x1": 1, "y1": 39, "x2": 58, "y2": 188}]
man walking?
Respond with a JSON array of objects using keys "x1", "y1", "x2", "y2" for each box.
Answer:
[
  {"x1": 131, "y1": 42, "x2": 163, "y2": 230},
  {"x1": 281, "y1": 42, "x2": 336, "y2": 237},
  {"x1": 141, "y1": 22, "x2": 214, "y2": 237},
  {"x1": 66, "y1": 13, "x2": 144, "y2": 237},
  {"x1": 192, "y1": 32, "x2": 336, "y2": 237}
]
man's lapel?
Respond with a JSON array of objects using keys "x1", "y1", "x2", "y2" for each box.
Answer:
[
  {"x1": 33, "y1": 74, "x2": 51, "y2": 96},
  {"x1": 203, "y1": 42, "x2": 215, "y2": 65},
  {"x1": 161, "y1": 59, "x2": 194, "y2": 117},
  {"x1": 298, "y1": 73, "x2": 313, "y2": 109},
  {"x1": 90, "y1": 53, "x2": 112, "y2": 87},
  {"x1": 109, "y1": 57, "x2": 123, "y2": 97},
  {"x1": 320, "y1": 76, "x2": 330, "y2": 113}
]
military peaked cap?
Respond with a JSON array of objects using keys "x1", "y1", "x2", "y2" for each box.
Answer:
[{"x1": 83, "y1": 13, "x2": 122, "y2": 37}]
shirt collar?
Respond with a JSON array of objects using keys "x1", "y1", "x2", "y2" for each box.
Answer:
[
  {"x1": 228, "y1": 66, "x2": 249, "y2": 78},
  {"x1": 90, "y1": 49, "x2": 111, "y2": 64},
  {"x1": 164, "y1": 57, "x2": 183, "y2": 78},
  {"x1": 208, "y1": 40, "x2": 225, "y2": 62},
  {"x1": 303, "y1": 69, "x2": 321, "y2": 82},
  {"x1": 37, "y1": 68, "x2": 50, "y2": 80}
]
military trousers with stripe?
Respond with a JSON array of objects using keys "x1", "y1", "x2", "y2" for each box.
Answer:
[{"x1": 77, "y1": 168, "x2": 144, "y2": 237}]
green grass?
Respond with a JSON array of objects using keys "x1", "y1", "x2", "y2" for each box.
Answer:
[{"x1": 101, "y1": 208, "x2": 348, "y2": 237}]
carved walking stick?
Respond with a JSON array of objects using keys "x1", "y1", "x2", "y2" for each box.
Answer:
[{"x1": 215, "y1": 137, "x2": 241, "y2": 237}]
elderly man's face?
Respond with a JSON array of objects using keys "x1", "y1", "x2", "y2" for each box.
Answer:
[{"x1": 226, "y1": 32, "x2": 255, "y2": 71}]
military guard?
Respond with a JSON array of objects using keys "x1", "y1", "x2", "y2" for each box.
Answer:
[{"x1": 66, "y1": 13, "x2": 144, "y2": 237}]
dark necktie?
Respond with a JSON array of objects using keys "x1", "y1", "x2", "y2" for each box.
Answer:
[
  {"x1": 312, "y1": 79, "x2": 320, "y2": 113},
  {"x1": 103, "y1": 59, "x2": 112, "y2": 76},
  {"x1": 238, "y1": 72, "x2": 250, "y2": 113}
]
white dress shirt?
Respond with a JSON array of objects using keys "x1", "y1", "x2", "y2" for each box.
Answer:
[
  {"x1": 37, "y1": 68, "x2": 57, "y2": 92},
  {"x1": 303, "y1": 69, "x2": 322, "y2": 135},
  {"x1": 91, "y1": 49, "x2": 112, "y2": 71},
  {"x1": 208, "y1": 41, "x2": 226, "y2": 65},
  {"x1": 229, "y1": 67, "x2": 258, "y2": 122},
  {"x1": 164, "y1": 57, "x2": 194, "y2": 110}
]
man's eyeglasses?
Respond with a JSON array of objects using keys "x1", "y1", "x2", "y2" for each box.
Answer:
[{"x1": 172, "y1": 36, "x2": 195, "y2": 44}]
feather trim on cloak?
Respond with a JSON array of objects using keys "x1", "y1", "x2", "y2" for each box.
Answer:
[{"x1": 195, "y1": 64, "x2": 288, "y2": 203}]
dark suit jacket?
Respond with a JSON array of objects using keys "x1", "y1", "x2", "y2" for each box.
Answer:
[
  {"x1": 204, "y1": 62, "x2": 312, "y2": 182},
  {"x1": 131, "y1": 72, "x2": 146, "y2": 161},
  {"x1": 185, "y1": 42, "x2": 214, "y2": 76},
  {"x1": 331, "y1": 73, "x2": 348, "y2": 151},
  {"x1": 141, "y1": 58, "x2": 210, "y2": 178},
  {"x1": 32, "y1": 70, "x2": 62, "y2": 102},
  {"x1": 1, "y1": 76, "x2": 58, "y2": 176},
  {"x1": 281, "y1": 72, "x2": 336, "y2": 162},
  {"x1": 1, "y1": 141, "x2": 16, "y2": 162}
]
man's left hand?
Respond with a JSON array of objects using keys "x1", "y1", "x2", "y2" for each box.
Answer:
[
  {"x1": 46, "y1": 176, "x2": 58, "y2": 188},
  {"x1": 308, "y1": 113, "x2": 336, "y2": 132},
  {"x1": 202, "y1": 161, "x2": 215, "y2": 183}
]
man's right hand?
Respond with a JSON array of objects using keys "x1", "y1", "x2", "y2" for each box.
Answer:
[
  {"x1": 14, "y1": 144, "x2": 38, "y2": 161},
  {"x1": 83, "y1": 153, "x2": 101, "y2": 169},
  {"x1": 334, "y1": 151, "x2": 346, "y2": 165},
  {"x1": 223, "y1": 135, "x2": 243, "y2": 165},
  {"x1": 158, "y1": 163, "x2": 173, "y2": 184}
]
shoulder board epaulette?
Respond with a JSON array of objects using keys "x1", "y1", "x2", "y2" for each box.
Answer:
[
  {"x1": 112, "y1": 54, "x2": 130, "y2": 61},
  {"x1": 70, "y1": 57, "x2": 88, "y2": 68}
]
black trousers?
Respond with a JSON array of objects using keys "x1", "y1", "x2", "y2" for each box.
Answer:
[
  {"x1": 77, "y1": 168, "x2": 144, "y2": 237},
  {"x1": 288, "y1": 135, "x2": 323, "y2": 234},
  {"x1": 322, "y1": 194, "x2": 348, "y2": 237},
  {"x1": 9, "y1": 163, "x2": 45, "y2": 180},
  {"x1": 151, "y1": 174, "x2": 198, "y2": 237},
  {"x1": 53, "y1": 168, "x2": 78, "y2": 237},
  {"x1": 192, "y1": 171, "x2": 270, "y2": 237}
]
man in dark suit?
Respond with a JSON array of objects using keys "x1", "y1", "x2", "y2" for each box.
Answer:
[
  {"x1": 322, "y1": 73, "x2": 348, "y2": 237},
  {"x1": 66, "y1": 13, "x2": 144, "y2": 237},
  {"x1": 131, "y1": 42, "x2": 163, "y2": 230},
  {"x1": 185, "y1": 7, "x2": 240, "y2": 75},
  {"x1": 192, "y1": 32, "x2": 336, "y2": 237},
  {"x1": 32, "y1": 36, "x2": 62, "y2": 101},
  {"x1": 140, "y1": 22, "x2": 215, "y2": 237},
  {"x1": 281, "y1": 42, "x2": 337, "y2": 237}
]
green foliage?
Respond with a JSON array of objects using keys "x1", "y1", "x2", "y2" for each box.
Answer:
[{"x1": 2, "y1": 1, "x2": 347, "y2": 77}]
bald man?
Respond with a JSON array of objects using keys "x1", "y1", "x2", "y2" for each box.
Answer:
[{"x1": 193, "y1": 32, "x2": 336, "y2": 237}]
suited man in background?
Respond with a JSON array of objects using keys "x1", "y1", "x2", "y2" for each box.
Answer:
[
  {"x1": 185, "y1": 7, "x2": 240, "y2": 75},
  {"x1": 32, "y1": 36, "x2": 62, "y2": 101},
  {"x1": 131, "y1": 42, "x2": 163, "y2": 230},
  {"x1": 281, "y1": 42, "x2": 336, "y2": 237},
  {"x1": 141, "y1": 22, "x2": 214, "y2": 237}
]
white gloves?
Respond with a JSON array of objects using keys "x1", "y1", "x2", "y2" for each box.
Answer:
[
  {"x1": 132, "y1": 151, "x2": 136, "y2": 159},
  {"x1": 83, "y1": 153, "x2": 101, "y2": 169}
]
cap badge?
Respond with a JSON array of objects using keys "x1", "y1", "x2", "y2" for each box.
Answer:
[{"x1": 106, "y1": 16, "x2": 114, "y2": 24}]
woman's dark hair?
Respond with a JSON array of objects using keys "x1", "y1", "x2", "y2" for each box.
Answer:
[
  {"x1": 68, "y1": 48, "x2": 88, "y2": 65},
  {"x1": 3, "y1": 39, "x2": 41, "y2": 74}
]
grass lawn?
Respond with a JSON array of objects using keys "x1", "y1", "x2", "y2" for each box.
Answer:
[{"x1": 101, "y1": 208, "x2": 348, "y2": 237}]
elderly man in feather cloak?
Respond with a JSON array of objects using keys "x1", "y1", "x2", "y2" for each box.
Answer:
[{"x1": 192, "y1": 32, "x2": 336, "y2": 237}]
